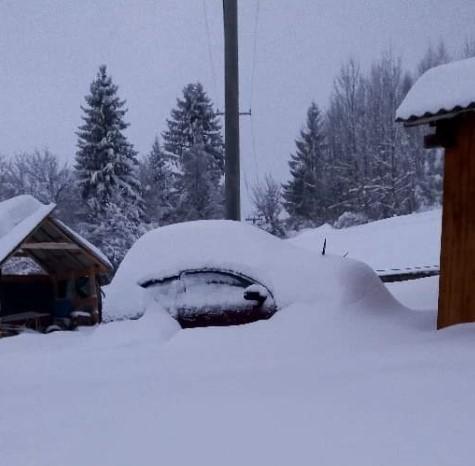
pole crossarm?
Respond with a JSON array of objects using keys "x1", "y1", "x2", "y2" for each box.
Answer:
[{"x1": 216, "y1": 109, "x2": 252, "y2": 117}]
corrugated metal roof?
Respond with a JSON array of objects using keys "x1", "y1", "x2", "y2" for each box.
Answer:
[
  {"x1": 0, "y1": 196, "x2": 55, "y2": 266},
  {"x1": 0, "y1": 195, "x2": 112, "y2": 273},
  {"x1": 396, "y1": 57, "x2": 475, "y2": 126}
]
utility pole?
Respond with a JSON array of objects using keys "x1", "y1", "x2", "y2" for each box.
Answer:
[{"x1": 223, "y1": 0, "x2": 240, "y2": 220}]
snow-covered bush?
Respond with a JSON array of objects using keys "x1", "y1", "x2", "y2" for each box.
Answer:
[
  {"x1": 334, "y1": 211, "x2": 368, "y2": 229},
  {"x1": 251, "y1": 174, "x2": 286, "y2": 238}
]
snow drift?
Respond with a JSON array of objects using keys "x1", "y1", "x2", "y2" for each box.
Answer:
[
  {"x1": 289, "y1": 209, "x2": 441, "y2": 272},
  {"x1": 4, "y1": 214, "x2": 466, "y2": 466},
  {"x1": 104, "y1": 220, "x2": 400, "y2": 322}
]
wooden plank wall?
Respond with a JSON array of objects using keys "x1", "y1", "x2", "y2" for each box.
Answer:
[{"x1": 438, "y1": 113, "x2": 475, "y2": 328}]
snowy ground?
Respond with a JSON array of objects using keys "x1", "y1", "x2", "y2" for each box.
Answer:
[
  {"x1": 288, "y1": 209, "x2": 441, "y2": 271},
  {"x1": 3, "y1": 211, "x2": 475, "y2": 466},
  {"x1": 4, "y1": 278, "x2": 474, "y2": 466}
]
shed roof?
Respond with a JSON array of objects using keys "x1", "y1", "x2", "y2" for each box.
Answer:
[
  {"x1": 0, "y1": 195, "x2": 112, "y2": 273},
  {"x1": 396, "y1": 57, "x2": 475, "y2": 126}
]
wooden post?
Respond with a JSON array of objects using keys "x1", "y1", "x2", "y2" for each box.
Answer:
[
  {"x1": 89, "y1": 268, "x2": 100, "y2": 323},
  {"x1": 437, "y1": 113, "x2": 475, "y2": 328},
  {"x1": 0, "y1": 267, "x2": 3, "y2": 321},
  {"x1": 223, "y1": 0, "x2": 241, "y2": 221}
]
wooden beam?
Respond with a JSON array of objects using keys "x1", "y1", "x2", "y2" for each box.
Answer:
[
  {"x1": 21, "y1": 242, "x2": 81, "y2": 251},
  {"x1": 46, "y1": 218, "x2": 111, "y2": 274},
  {"x1": 438, "y1": 113, "x2": 475, "y2": 328},
  {"x1": 52, "y1": 269, "x2": 93, "y2": 280},
  {"x1": 11, "y1": 251, "x2": 30, "y2": 257},
  {"x1": 424, "y1": 119, "x2": 456, "y2": 149}
]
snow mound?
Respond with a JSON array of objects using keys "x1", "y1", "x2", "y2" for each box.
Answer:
[
  {"x1": 0, "y1": 195, "x2": 55, "y2": 265},
  {"x1": 396, "y1": 57, "x2": 475, "y2": 122},
  {"x1": 104, "y1": 220, "x2": 399, "y2": 321},
  {"x1": 96, "y1": 301, "x2": 180, "y2": 348},
  {"x1": 289, "y1": 209, "x2": 441, "y2": 272}
]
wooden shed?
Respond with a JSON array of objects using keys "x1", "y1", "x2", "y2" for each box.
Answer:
[
  {"x1": 396, "y1": 57, "x2": 475, "y2": 329},
  {"x1": 0, "y1": 195, "x2": 112, "y2": 335}
]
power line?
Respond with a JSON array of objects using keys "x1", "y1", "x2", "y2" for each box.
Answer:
[
  {"x1": 249, "y1": 0, "x2": 261, "y2": 180},
  {"x1": 202, "y1": 0, "x2": 219, "y2": 107},
  {"x1": 250, "y1": 112, "x2": 259, "y2": 178},
  {"x1": 249, "y1": 0, "x2": 260, "y2": 107},
  {"x1": 244, "y1": 167, "x2": 252, "y2": 206}
]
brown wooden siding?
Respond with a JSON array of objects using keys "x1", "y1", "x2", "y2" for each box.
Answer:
[{"x1": 438, "y1": 113, "x2": 475, "y2": 328}]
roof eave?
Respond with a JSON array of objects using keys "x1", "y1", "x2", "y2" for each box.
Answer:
[
  {"x1": 49, "y1": 217, "x2": 113, "y2": 273},
  {"x1": 396, "y1": 104, "x2": 475, "y2": 127}
]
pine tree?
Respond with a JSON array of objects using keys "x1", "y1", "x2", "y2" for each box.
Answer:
[
  {"x1": 162, "y1": 82, "x2": 224, "y2": 220},
  {"x1": 139, "y1": 136, "x2": 175, "y2": 225},
  {"x1": 78, "y1": 200, "x2": 146, "y2": 269},
  {"x1": 178, "y1": 142, "x2": 223, "y2": 220},
  {"x1": 75, "y1": 65, "x2": 141, "y2": 215},
  {"x1": 75, "y1": 65, "x2": 144, "y2": 268},
  {"x1": 282, "y1": 102, "x2": 327, "y2": 227}
]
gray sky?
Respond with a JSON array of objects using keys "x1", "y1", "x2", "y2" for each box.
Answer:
[{"x1": 1, "y1": 0, "x2": 474, "y2": 214}]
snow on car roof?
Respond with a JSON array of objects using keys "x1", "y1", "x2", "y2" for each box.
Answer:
[
  {"x1": 396, "y1": 57, "x2": 475, "y2": 125},
  {"x1": 104, "y1": 220, "x2": 395, "y2": 321},
  {"x1": 0, "y1": 195, "x2": 55, "y2": 266}
]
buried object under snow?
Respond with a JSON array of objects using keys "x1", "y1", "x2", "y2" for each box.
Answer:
[
  {"x1": 103, "y1": 220, "x2": 398, "y2": 325},
  {"x1": 141, "y1": 269, "x2": 276, "y2": 328}
]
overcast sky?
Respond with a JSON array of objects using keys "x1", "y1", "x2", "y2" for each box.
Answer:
[{"x1": 1, "y1": 0, "x2": 474, "y2": 214}]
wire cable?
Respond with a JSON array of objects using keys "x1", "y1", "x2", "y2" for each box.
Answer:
[
  {"x1": 249, "y1": 0, "x2": 261, "y2": 181},
  {"x1": 202, "y1": 0, "x2": 220, "y2": 107},
  {"x1": 249, "y1": 0, "x2": 260, "y2": 108}
]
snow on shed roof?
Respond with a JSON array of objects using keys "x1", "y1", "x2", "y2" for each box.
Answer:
[
  {"x1": 396, "y1": 57, "x2": 475, "y2": 125},
  {"x1": 0, "y1": 195, "x2": 55, "y2": 266},
  {"x1": 0, "y1": 195, "x2": 112, "y2": 271}
]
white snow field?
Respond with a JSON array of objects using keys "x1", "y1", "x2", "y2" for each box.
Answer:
[
  {"x1": 3, "y1": 216, "x2": 475, "y2": 466},
  {"x1": 289, "y1": 208, "x2": 441, "y2": 272}
]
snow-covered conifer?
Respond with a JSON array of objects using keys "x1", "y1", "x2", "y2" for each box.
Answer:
[
  {"x1": 75, "y1": 65, "x2": 141, "y2": 215},
  {"x1": 162, "y1": 82, "x2": 224, "y2": 220},
  {"x1": 282, "y1": 102, "x2": 327, "y2": 227},
  {"x1": 139, "y1": 136, "x2": 175, "y2": 225},
  {"x1": 177, "y1": 142, "x2": 223, "y2": 220},
  {"x1": 75, "y1": 65, "x2": 144, "y2": 268}
]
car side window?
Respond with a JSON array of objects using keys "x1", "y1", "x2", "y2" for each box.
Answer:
[{"x1": 181, "y1": 271, "x2": 251, "y2": 289}]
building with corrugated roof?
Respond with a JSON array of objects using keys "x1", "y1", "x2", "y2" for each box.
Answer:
[
  {"x1": 0, "y1": 195, "x2": 112, "y2": 336},
  {"x1": 397, "y1": 57, "x2": 475, "y2": 329}
]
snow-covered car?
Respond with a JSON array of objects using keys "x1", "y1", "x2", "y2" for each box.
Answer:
[{"x1": 104, "y1": 220, "x2": 395, "y2": 327}]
